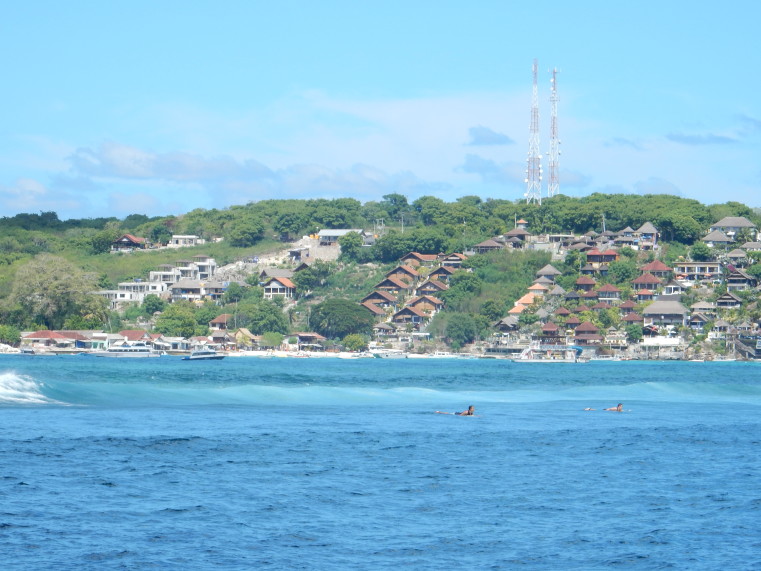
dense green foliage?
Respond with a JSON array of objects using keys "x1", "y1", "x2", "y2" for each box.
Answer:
[
  {"x1": 308, "y1": 298, "x2": 375, "y2": 339},
  {"x1": 0, "y1": 193, "x2": 759, "y2": 341}
]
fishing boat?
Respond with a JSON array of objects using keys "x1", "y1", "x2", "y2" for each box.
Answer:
[
  {"x1": 511, "y1": 342, "x2": 587, "y2": 363},
  {"x1": 90, "y1": 342, "x2": 165, "y2": 358},
  {"x1": 182, "y1": 349, "x2": 225, "y2": 361}
]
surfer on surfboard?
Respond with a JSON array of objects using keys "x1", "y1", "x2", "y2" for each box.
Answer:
[{"x1": 435, "y1": 405, "x2": 476, "y2": 416}]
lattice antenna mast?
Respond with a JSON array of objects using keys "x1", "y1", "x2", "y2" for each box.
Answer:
[
  {"x1": 525, "y1": 59, "x2": 542, "y2": 204},
  {"x1": 547, "y1": 68, "x2": 560, "y2": 198}
]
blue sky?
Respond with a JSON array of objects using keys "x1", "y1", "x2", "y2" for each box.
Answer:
[{"x1": 1, "y1": 1, "x2": 759, "y2": 220}]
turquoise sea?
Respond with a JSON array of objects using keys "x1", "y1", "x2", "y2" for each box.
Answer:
[{"x1": 1, "y1": 355, "x2": 760, "y2": 570}]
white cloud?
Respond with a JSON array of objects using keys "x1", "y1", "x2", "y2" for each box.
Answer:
[
  {"x1": 0, "y1": 178, "x2": 83, "y2": 216},
  {"x1": 466, "y1": 126, "x2": 514, "y2": 146}
]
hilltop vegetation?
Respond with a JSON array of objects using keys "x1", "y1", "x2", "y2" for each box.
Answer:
[{"x1": 0, "y1": 193, "x2": 759, "y2": 346}]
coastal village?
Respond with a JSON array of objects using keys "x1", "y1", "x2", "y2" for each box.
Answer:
[{"x1": 10, "y1": 215, "x2": 761, "y2": 362}]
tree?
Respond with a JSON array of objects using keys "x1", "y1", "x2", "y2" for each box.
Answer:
[
  {"x1": 690, "y1": 241, "x2": 712, "y2": 261},
  {"x1": 142, "y1": 294, "x2": 167, "y2": 315},
  {"x1": 89, "y1": 228, "x2": 120, "y2": 254},
  {"x1": 226, "y1": 217, "x2": 265, "y2": 247},
  {"x1": 625, "y1": 324, "x2": 643, "y2": 342},
  {"x1": 308, "y1": 299, "x2": 374, "y2": 339},
  {"x1": 245, "y1": 301, "x2": 289, "y2": 335},
  {"x1": 479, "y1": 299, "x2": 505, "y2": 321},
  {"x1": 338, "y1": 231, "x2": 364, "y2": 262},
  {"x1": 0, "y1": 324, "x2": 21, "y2": 346},
  {"x1": 221, "y1": 282, "x2": 246, "y2": 304},
  {"x1": 154, "y1": 302, "x2": 204, "y2": 338},
  {"x1": 273, "y1": 209, "x2": 309, "y2": 240},
  {"x1": 261, "y1": 331, "x2": 284, "y2": 348},
  {"x1": 608, "y1": 259, "x2": 639, "y2": 284},
  {"x1": 342, "y1": 333, "x2": 368, "y2": 352},
  {"x1": 445, "y1": 313, "x2": 478, "y2": 348},
  {"x1": 149, "y1": 224, "x2": 173, "y2": 245},
  {"x1": 9, "y1": 254, "x2": 101, "y2": 329}
]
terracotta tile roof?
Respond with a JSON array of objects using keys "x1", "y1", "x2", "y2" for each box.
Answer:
[
  {"x1": 23, "y1": 330, "x2": 69, "y2": 340},
  {"x1": 622, "y1": 312, "x2": 643, "y2": 322},
  {"x1": 575, "y1": 321, "x2": 599, "y2": 333},
  {"x1": 120, "y1": 330, "x2": 150, "y2": 341},
  {"x1": 362, "y1": 290, "x2": 397, "y2": 303},
  {"x1": 632, "y1": 272, "x2": 662, "y2": 285},
  {"x1": 361, "y1": 302, "x2": 385, "y2": 315},
  {"x1": 640, "y1": 260, "x2": 672, "y2": 272}
]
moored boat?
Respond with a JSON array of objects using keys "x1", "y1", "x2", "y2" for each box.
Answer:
[
  {"x1": 182, "y1": 349, "x2": 225, "y2": 361},
  {"x1": 511, "y1": 343, "x2": 586, "y2": 363},
  {"x1": 90, "y1": 343, "x2": 165, "y2": 358},
  {"x1": 371, "y1": 349, "x2": 408, "y2": 359}
]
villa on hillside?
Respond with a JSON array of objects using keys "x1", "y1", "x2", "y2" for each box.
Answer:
[
  {"x1": 709, "y1": 216, "x2": 757, "y2": 241},
  {"x1": 317, "y1": 229, "x2": 367, "y2": 246},
  {"x1": 111, "y1": 234, "x2": 148, "y2": 252}
]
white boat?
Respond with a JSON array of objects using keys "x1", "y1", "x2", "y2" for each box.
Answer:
[
  {"x1": 511, "y1": 343, "x2": 586, "y2": 363},
  {"x1": 19, "y1": 347, "x2": 56, "y2": 356},
  {"x1": 182, "y1": 349, "x2": 225, "y2": 361},
  {"x1": 90, "y1": 343, "x2": 165, "y2": 358},
  {"x1": 371, "y1": 349, "x2": 408, "y2": 359}
]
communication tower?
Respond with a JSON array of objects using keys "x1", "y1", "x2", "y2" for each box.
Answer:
[
  {"x1": 524, "y1": 59, "x2": 542, "y2": 204},
  {"x1": 547, "y1": 68, "x2": 560, "y2": 198}
]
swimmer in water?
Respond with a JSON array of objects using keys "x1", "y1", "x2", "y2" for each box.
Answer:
[{"x1": 603, "y1": 403, "x2": 624, "y2": 412}]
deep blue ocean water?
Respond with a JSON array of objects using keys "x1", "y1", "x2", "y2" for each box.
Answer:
[{"x1": 1, "y1": 355, "x2": 760, "y2": 570}]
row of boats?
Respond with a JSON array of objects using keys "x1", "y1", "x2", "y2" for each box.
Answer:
[
  {"x1": 19, "y1": 343, "x2": 596, "y2": 363},
  {"x1": 21, "y1": 343, "x2": 224, "y2": 361}
]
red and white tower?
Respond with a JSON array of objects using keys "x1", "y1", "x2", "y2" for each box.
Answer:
[
  {"x1": 547, "y1": 68, "x2": 560, "y2": 198},
  {"x1": 524, "y1": 58, "x2": 542, "y2": 204}
]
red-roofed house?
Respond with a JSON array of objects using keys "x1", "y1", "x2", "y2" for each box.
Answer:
[
  {"x1": 406, "y1": 295, "x2": 445, "y2": 316},
  {"x1": 111, "y1": 234, "x2": 148, "y2": 252},
  {"x1": 399, "y1": 252, "x2": 439, "y2": 267},
  {"x1": 263, "y1": 277, "x2": 296, "y2": 300},
  {"x1": 632, "y1": 272, "x2": 662, "y2": 291},
  {"x1": 120, "y1": 329, "x2": 152, "y2": 342},
  {"x1": 22, "y1": 330, "x2": 70, "y2": 349},
  {"x1": 622, "y1": 312, "x2": 644, "y2": 324},
  {"x1": 391, "y1": 306, "x2": 427, "y2": 330},
  {"x1": 374, "y1": 276, "x2": 414, "y2": 294},
  {"x1": 619, "y1": 299, "x2": 637, "y2": 311},
  {"x1": 428, "y1": 266, "x2": 456, "y2": 282},
  {"x1": 473, "y1": 239, "x2": 504, "y2": 254},
  {"x1": 385, "y1": 265, "x2": 420, "y2": 284},
  {"x1": 361, "y1": 301, "x2": 386, "y2": 320},
  {"x1": 441, "y1": 253, "x2": 468, "y2": 267},
  {"x1": 416, "y1": 279, "x2": 449, "y2": 296},
  {"x1": 574, "y1": 321, "x2": 602, "y2": 345},
  {"x1": 540, "y1": 321, "x2": 564, "y2": 343},
  {"x1": 597, "y1": 283, "x2": 622, "y2": 303},
  {"x1": 639, "y1": 260, "x2": 672, "y2": 278},
  {"x1": 209, "y1": 314, "x2": 234, "y2": 330},
  {"x1": 575, "y1": 276, "x2": 597, "y2": 291},
  {"x1": 636, "y1": 289, "x2": 654, "y2": 302},
  {"x1": 361, "y1": 290, "x2": 398, "y2": 309}
]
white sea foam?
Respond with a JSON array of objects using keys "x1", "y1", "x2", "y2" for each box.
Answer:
[{"x1": 0, "y1": 372, "x2": 64, "y2": 405}]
